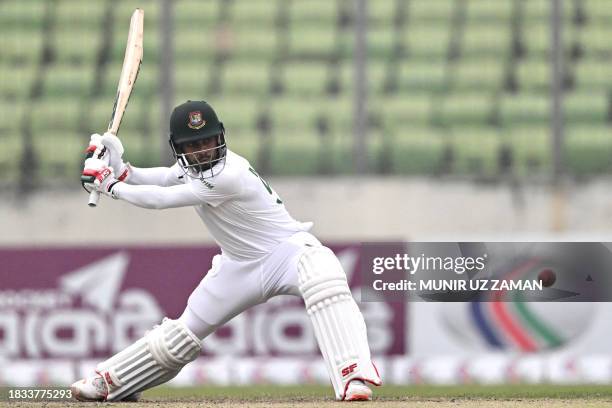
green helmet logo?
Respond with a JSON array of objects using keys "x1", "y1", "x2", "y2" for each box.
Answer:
[{"x1": 187, "y1": 111, "x2": 206, "y2": 130}]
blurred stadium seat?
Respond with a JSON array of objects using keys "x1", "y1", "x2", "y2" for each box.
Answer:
[{"x1": 0, "y1": 0, "x2": 611, "y2": 190}]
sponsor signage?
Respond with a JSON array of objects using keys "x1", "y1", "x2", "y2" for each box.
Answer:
[{"x1": 0, "y1": 245, "x2": 406, "y2": 360}]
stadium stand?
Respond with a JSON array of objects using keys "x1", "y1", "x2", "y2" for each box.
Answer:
[{"x1": 0, "y1": 0, "x2": 610, "y2": 190}]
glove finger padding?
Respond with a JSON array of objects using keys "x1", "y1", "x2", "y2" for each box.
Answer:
[
  {"x1": 82, "y1": 134, "x2": 110, "y2": 194},
  {"x1": 101, "y1": 132, "x2": 130, "y2": 181},
  {"x1": 85, "y1": 133, "x2": 107, "y2": 160},
  {"x1": 81, "y1": 158, "x2": 113, "y2": 187},
  {"x1": 90, "y1": 133, "x2": 103, "y2": 143},
  {"x1": 101, "y1": 132, "x2": 124, "y2": 155},
  {"x1": 81, "y1": 157, "x2": 120, "y2": 198},
  {"x1": 83, "y1": 157, "x2": 108, "y2": 172},
  {"x1": 81, "y1": 157, "x2": 101, "y2": 188}
]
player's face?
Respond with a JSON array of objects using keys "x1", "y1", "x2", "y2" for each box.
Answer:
[{"x1": 180, "y1": 137, "x2": 218, "y2": 166}]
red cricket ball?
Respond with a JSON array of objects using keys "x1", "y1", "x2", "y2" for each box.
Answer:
[{"x1": 538, "y1": 268, "x2": 556, "y2": 287}]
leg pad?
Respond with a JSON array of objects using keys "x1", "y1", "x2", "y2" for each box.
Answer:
[
  {"x1": 298, "y1": 246, "x2": 382, "y2": 400},
  {"x1": 96, "y1": 318, "x2": 201, "y2": 401}
]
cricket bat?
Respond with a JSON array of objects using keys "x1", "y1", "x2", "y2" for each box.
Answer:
[{"x1": 88, "y1": 8, "x2": 144, "y2": 207}]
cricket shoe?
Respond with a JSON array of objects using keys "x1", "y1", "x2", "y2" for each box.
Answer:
[
  {"x1": 71, "y1": 373, "x2": 108, "y2": 401},
  {"x1": 344, "y1": 380, "x2": 372, "y2": 401},
  {"x1": 70, "y1": 373, "x2": 141, "y2": 402}
]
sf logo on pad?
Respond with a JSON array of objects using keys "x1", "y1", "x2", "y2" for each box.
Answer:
[{"x1": 341, "y1": 363, "x2": 358, "y2": 377}]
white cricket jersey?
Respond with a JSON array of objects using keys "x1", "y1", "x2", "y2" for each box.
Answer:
[{"x1": 113, "y1": 150, "x2": 312, "y2": 260}]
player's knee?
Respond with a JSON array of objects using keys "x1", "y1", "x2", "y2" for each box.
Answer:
[
  {"x1": 146, "y1": 318, "x2": 202, "y2": 369},
  {"x1": 297, "y1": 246, "x2": 351, "y2": 308},
  {"x1": 178, "y1": 306, "x2": 218, "y2": 340}
]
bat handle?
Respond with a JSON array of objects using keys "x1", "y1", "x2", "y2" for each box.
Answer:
[
  {"x1": 87, "y1": 146, "x2": 110, "y2": 207},
  {"x1": 88, "y1": 190, "x2": 101, "y2": 207}
]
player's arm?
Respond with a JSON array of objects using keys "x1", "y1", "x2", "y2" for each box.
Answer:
[
  {"x1": 127, "y1": 163, "x2": 184, "y2": 187},
  {"x1": 82, "y1": 159, "x2": 242, "y2": 209},
  {"x1": 114, "y1": 175, "x2": 241, "y2": 209},
  {"x1": 112, "y1": 183, "x2": 203, "y2": 209}
]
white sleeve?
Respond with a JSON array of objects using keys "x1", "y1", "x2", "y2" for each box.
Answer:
[
  {"x1": 127, "y1": 163, "x2": 184, "y2": 187},
  {"x1": 112, "y1": 183, "x2": 201, "y2": 209},
  {"x1": 112, "y1": 169, "x2": 243, "y2": 210}
]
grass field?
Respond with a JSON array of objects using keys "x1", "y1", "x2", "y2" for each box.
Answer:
[
  {"x1": 3, "y1": 385, "x2": 612, "y2": 407},
  {"x1": 141, "y1": 385, "x2": 612, "y2": 407}
]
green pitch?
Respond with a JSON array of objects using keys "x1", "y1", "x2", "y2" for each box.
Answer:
[
  {"x1": 137, "y1": 385, "x2": 612, "y2": 407},
  {"x1": 1, "y1": 385, "x2": 611, "y2": 408}
]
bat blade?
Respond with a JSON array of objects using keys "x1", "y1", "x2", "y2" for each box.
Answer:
[
  {"x1": 89, "y1": 8, "x2": 144, "y2": 207},
  {"x1": 108, "y1": 8, "x2": 144, "y2": 135}
]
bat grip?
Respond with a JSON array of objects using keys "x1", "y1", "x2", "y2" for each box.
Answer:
[
  {"x1": 88, "y1": 190, "x2": 101, "y2": 207},
  {"x1": 86, "y1": 146, "x2": 111, "y2": 208}
]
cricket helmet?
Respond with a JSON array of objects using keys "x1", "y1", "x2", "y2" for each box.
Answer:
[{"x1": 169, "y1": 100, "x2": 227, "y2": 179}]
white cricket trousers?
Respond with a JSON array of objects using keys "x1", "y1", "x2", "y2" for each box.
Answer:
[{"x1": 179, "y1": 231, "x2": 321, "y2": 340}]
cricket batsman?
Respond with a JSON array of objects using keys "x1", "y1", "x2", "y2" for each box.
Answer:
[{"x1": 73, "y1": 100, "x2": 382, "y2": 401}]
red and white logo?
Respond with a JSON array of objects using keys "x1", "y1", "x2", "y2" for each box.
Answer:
[
  {"x1": 188, "y1": 111, "x2": 206, "y2": 130},
  {"x1": 97, "y1": 167, "x2": 113, "y2": 182},
  {"x1": 341, "y1": 363, "x2": 358, "y2": 377}
]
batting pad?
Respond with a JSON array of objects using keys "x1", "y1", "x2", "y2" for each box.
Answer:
[
  {"x1": 298, "y1": 246, "x2": 382, "y2": 400},
  {"x1": 96, "y1": 318, "x2": 201, "y2": 401}
]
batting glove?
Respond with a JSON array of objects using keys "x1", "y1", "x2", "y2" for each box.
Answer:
[
  {"x1": 101, "y1": 132, "x2": 131, "y2": 182},
  {"x1": 85, "y1": 133, "x2": 106, "y2": 161},
  {"x1": 81, "y1": 158, "x2": 121, "y2": 199}
]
